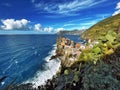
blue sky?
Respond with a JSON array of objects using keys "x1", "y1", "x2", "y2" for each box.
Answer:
[{"x1": 0, "y1": 0, "x2": 120, "y2": 34}]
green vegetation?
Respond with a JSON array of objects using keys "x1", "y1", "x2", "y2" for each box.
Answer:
[
  {"x1": 59, "y1": 14, "x2": 120, "y2": 89},
  {"x1": 81, "y1": 45, "x2": 120, "y2": 90},
  {"x1": 60, "y1": 14, "x2": 120, "y2": 90},
  {"x1": 82, "y1": 13, "x2": 120, "y2": 40},
  {"x1": 79, "y1": 30, "x2": 120, "y2": 64},
  {"x1": 56, "y1": 14, "x2": 120, "y2": 89},
  {"x1": 64, "y1": 69, "x2": 69, "y2": 75},
  {"x1": 82, "y1": 61, "x2": 120, "y2": 90}
]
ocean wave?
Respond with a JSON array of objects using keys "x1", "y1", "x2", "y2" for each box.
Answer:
[{"x1": 24, "y1": 44, "x2": 61, "y2": 87}]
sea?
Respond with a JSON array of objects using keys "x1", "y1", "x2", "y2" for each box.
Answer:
[{"x1": 0, "y1": 34, "x2": 84, "y2": 88}]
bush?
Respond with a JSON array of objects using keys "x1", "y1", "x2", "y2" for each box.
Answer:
[{"x1": 82, "y1": 61, "x2": 120, "y2": 90}]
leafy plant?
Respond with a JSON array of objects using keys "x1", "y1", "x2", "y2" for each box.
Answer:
[
  {"x1": 82, "y1": 61, "x2": 120, "y2": 90},
  {"x1": 64, "y1": 69, "x2": 69, "y2": 75},
  {"x1": 79, "y1": 30, "x2": 120, "y2": 64}
]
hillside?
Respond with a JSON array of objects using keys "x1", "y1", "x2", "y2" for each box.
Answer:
[
  {"x1": 82, "y1": 13, "x2": 120, "y2": 40},
  {"x1": 56, "y1": 29, "x2": 85, "y2": 35}
]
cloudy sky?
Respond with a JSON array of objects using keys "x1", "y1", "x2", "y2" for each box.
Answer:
[{"x1": 0, "y1": 0, "x2": 120, "y2": 34}]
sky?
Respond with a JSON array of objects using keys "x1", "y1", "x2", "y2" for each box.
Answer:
[{"x1": 0, "y1": 0, "x2": 120, "y2": 34}]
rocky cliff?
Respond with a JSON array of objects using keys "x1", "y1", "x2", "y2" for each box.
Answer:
[{"x1": 56, "y1": 29, "x2": 85, "y2": 35}]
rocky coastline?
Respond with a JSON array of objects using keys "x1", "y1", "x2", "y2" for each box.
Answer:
[
  {"x1": 51, "y1": 36, "x2": 84, "y2": 67},
  {"x1": 2, "y1": 32, "x2": 120, "y2": 90},
  {"x1": 1, "y1": 36, "x2": 85, "y2": 90}
]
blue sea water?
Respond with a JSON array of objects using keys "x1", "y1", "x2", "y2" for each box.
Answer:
[{"x1": 0, "y1": 35, "x2": 82, "y2": 88}]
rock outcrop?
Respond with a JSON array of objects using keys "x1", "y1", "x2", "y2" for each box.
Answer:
[
  {"x1": 52, "y1": 36, "x2": 83, "y2": 67},
  {"x1": 56, "y1": 29, "x2": 86, "y2": 35}
]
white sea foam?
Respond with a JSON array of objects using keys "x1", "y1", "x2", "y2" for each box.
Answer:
[
  {"x1": 1, "y1": 82, "x2": 5, "y2": 85},
  {"x1": 24, "y1": 44, "x2": 61, "y2": 87},
  {"x1": 45, "y1": 44, "x2": 57, "y2": 62}
]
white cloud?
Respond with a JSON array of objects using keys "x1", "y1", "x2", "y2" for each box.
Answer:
[
  {"x1": 55, "y1": 28, "x2": 65, "y2": 32},
  {"x1": 58, "y1": 0, "x2": 106, "y2": 14},
  {"x1": 80, "y1": 21, "x2": 97, "y2": 26},
  {"x1": 34, "y1": 24, "x2": 42, "y2": 31},
  {"x1": 82, "y1": 26, "x2": 86, "y2": 29},
  {"x1": 34, "y1": 23, "x2": 54, "y2": 33},
  {"x1": 32, "y1": 0, "x2": 107, "y2": 15},
  {"x1": 0, "y1": 19, "x2": 54, "y2": 33},
  {"x1": 112, "y1": 2, "x2": 120, "y2": 16},
  {"x1": 116, "y1": 2, "x2": 120, "y2": 9},
  {"x1": 62, "y1": 18, "x2": 102, "y2": 30},
  {"x1": 58, "y1": 0, "x2": 93, "y2": 13},
  {"x1": 68, "y1": 18, "x2": 91, "y2": 23},
  {"x1": 112, "y1": 9, "x2": 120, "y2": 16},
  {"x1": 44, "y1": 27, "x2": 54, "y2": 32},
  {"x1": 0, "y1": 18, "x2": 98, "y2": 32},
  {"x1": 1, "y1": 19, "x2": 30, "y2": 30},
  {"x1": 63, "y1": 24, "x2": 76, "y2": 27}
]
